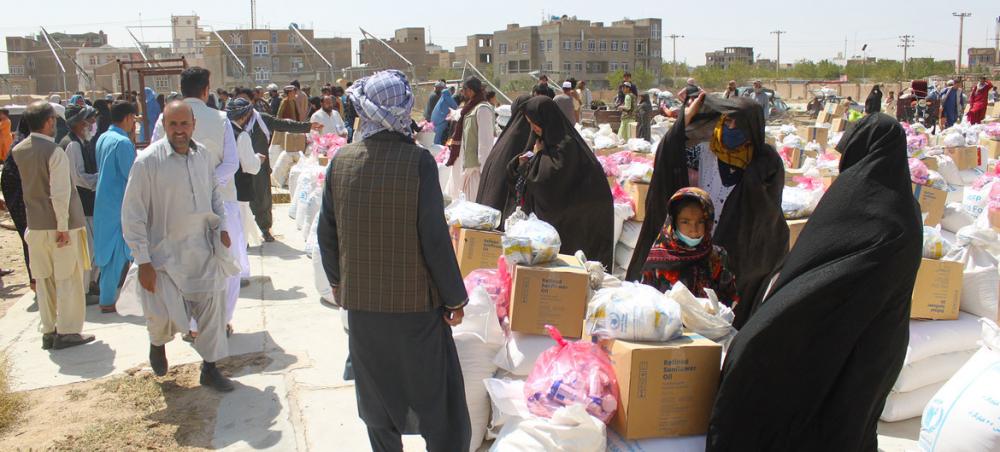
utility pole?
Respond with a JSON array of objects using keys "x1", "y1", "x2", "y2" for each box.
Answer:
[
  {"x1": 953, "y1": 12, "x2": 971, "y2": 74},
  {"x1": 899, "y1": 35, "x2": 914, "y2": 79},
  {"x1": 667, "y1": 34, "x2": 684, "y2": 83},
  {"x1": 771, "y1": 30, "x2": 785, "y2": 79},
  {"x1": 250, "y1": 0, "x2": 257, "y2": 29}
]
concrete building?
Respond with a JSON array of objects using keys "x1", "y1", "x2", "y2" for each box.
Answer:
[
  {"x1": 171, "y1": 15, "x2": 211, "y2": 62},
  {"x1": 358, "y1": 28, "x2": 437, "y2": 79},
  {"x1": 203, "y1": 28, "x2": 351, "y2": 89},
  {"x1": 455, "y1": 34, "x2": 494, "y2": 68},
  {"x1": 75, "y1": 45, "x2": 144, "y2": 92},
  {"x1": 492, "y1": 16, "x2": 662, "y2": 89},
  {"x1": 705, "y1": 47, "x2": 754, "y2": 69},
  {"x1": 968, "y1": 47, "x2": 997, "y2": 68},
  {"x1": 5, "y1": 31, "x2": 108, "y2": 95}
]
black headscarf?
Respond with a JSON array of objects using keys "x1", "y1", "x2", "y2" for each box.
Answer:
[
  {"x1": 706, "y1": 113, "x2": 922, "y2": 452},
  {"x1": 865, "y1": 85, "x2": 883, "y2": 114},
  {"x1": 476, "y1": 95, "x2": 532, "y2": 220},
  {"x1": 514, "y1": 96, "x2": 614, "y2": 268},
  {"x1": 626, "y1": 95, "x2": 787, "y2": 328}
]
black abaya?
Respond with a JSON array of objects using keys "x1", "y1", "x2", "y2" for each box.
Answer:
[
  {"x1": 865, "y1": 86, "x2": 883, "y2": 114},
  {"x1": 511, "y1": 96, "x2": 615, "y2": 269},
  {"x1": 476, "y1": 95, "x2": 533, "y2": 221},
  {"x1": 626, "y1": 96, "x2": 787, "y2": 328},
  {"x1": 706, "y1": 113, "x2": 922, "y2": 452}
]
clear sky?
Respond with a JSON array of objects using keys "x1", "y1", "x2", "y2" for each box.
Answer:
[{"x1": 1, "y1": 0, "x2": 997, "y2": 73}]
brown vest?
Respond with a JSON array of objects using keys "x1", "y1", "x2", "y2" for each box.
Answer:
[
  {"x1": 12, "y1": 135, "x2": 86, "y2": 231},
  {"x1": 328, "y1": 134, "x2": 441, "y2": 313}
]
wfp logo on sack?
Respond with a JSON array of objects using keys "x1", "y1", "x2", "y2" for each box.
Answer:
[
  {"x1": 608, "y1": 311, "x2": 628, "y2": 334},
  {"x1": 921, "y1": 398, "x2": 945, "y2": 436}
]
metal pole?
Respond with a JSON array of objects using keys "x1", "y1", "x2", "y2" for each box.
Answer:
[
  {"x1": 39, "y1": 27, "x2": 67, "y2": 92},
  {"x1": 667, "y1": 34, "x2": 683, "y2": 82},
  {"x1": 771, "y1": 30, "x2": 786, "y2": 79},
  {"x1": 899, "y1": 35, "x2": 913, "y2": 79},
  {"x1": 953, "y1": 12, "x2": 971, "y2": 74},
  {"x1": 465, "y1": 60, "x2": 511, "y2": 103},
  {"x1": 359, "y1": 27, "x2": 415, "y2": 81}
]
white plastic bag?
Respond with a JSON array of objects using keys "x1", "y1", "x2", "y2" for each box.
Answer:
[
  {"x1": 621, "y1": 164, "x2": 653, "y2": 183},
  {"x1": 503, "y1": 209, "x2": 561, "y2": 266},
  {"x1": 781, "y1": 185, "x2": 823, "y2": 219},
  {"x1": 299, "y1": 187, "x2": 323, "y2": 238},
  {"x1": 619, "y1": 221, "x2": 642, "y2": 249},
  {"x1": 941, "y1": 203, "x2": 975, "y2": 233},
  {"x1": 445, "y1": 195, "x2": 502, "y2": 230},
  {"x1": 668, "y1": 282, "x2": 737, "y2": 343},
  {"x1": 919, "y1": 319, "x2": 1000, "y2": 452},
  {"x1": 494, "y1": 332, "x2": 554, "y2": 376},
  {"x1": 490, "y1": 404, "x2": 606, "y2": 452},
  {"x1": 612, "y1": 204, "x2": 635, "y2": 249},
  {"x1": 453, "y1": 286, "x2": 505, "y2": 451},
  {"x1": 961, "y1": 180, "x2": 994, "y2": 219},
  {"x1": 905, "y1": 313, "x2": 983, "y2": 364},
  {"x1": 943, "y1": 132, "x2": 965, "y2": 148},
  {"x1": 311, "y1": 246, "x2": 334, "y2": 303},
  {"x1": 922, "y1": 226, "x2": 951, "y2": 260},
  {"x1": 880, "y1": 381, "x2": 946, "y2": 422},
  {"x1": 958, "y1": 245, "x2": 1000, "y2": 320},
  {"x1": 484, "y1": 378, "x2": 532, "y2": 437},
  {"x1": 585, "y1": 282, "x2": 683, "y2": 342},
  {"x1": 613, "y1": 244, "x2": 635, "y2": 273},
  {"x1": 892, "y1": 349, "x2": 976, "y2": 393}
]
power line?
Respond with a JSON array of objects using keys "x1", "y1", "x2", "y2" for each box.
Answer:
[{"x1": 898, "y1": 35, "x2": 914, "y2": 78}]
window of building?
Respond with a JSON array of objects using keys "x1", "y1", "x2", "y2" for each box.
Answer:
[
  {"x1": 574, "y1": 61, "x2": 583, "y2": 73},
  {"x1": 622, "y1": 62, "x2": 629, "y2": 71},
  {"x1": 545, "y1": 61, "x2": 553, "y2": 71},
  {"x1": 651, "y1": 23, "x2": 660, "y2": 38},
  {"x1": 610, "y1": 62, "x2": 619, "y2": 71},
  {"x1": 519, "y1": 60, "x2": 531, "y2": 72},
  {"x1": 636, "y1": 40, "x2": 644, "y2": 53},
  {"x1": 575, "y1": 40, "x2": 582, "y2": 51},
  {"x1": 253, "y1": 40, "x2": 269, "y2": 56},
  {"x1": 563, "y1": 62, "x2": 571, "y2": 72},
  {"x1": 10, "y1": 65, "x2": 24, "y2": 75},
  {"x1": 88, "y1": 56, "x2": 97, "y2": 66},
  {"x1": 622, "y1": 40, "x2": 628, "y2": 52},
  {"x1": 289, "y1": 33, "x2": 300, "y2": 45},
  {"x1": 520, "y1": 42, "x2": 527, "y2": 54},
  {"x1": 290, "y1": 57, "x2": 304, "y2": 73},
  {"x1": 187, "y1": 38, "x2": 194, "y2": 48},
  {"x1": 599, "y1": 40, "x2": 607, "y2": 52},
  {"x1": 611, "y1": 40, "x2": 618, "y2": 51},
  {"x1": 508, "y1": 60, "x2": 518, "y2": 72},
  {"x1": 547, "y1": 39, "x2": 552, "y2": 51},
  {"x1": 271, "y1": 32, "x2": 278, "y2": 44},
  {"x1": 272, "y1": 57, "x2": 280, "y2": 72},
  {"x1": 254, "y1": 66, "x2": 270, "y2": 82},
  {"x1": 539, "y1": 41, "x2": 545, "y2": 52},
  {"x1": 230, "y1": 33, "x2": 243, "y2": 46},
  {"x1": 588, "y1": 40, "x2": 596, "y2": 52},
  {"x1": 498, "y1": 43, "x2": 507, "y2": 54},
  {"x1": 563, "y1": 40, "x2": 571, "y2": 51},
  {"x1": 154, "y1": 76, "x2": 170, "y2": 90}
]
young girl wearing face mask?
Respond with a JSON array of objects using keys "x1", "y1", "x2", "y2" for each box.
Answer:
[{"x1": 640, "y1": 187, "x2": 739, "y2": 307}]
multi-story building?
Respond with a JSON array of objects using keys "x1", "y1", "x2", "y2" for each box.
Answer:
[
  {"x1": 705, "y1": 47, "x2": 754, "y2": 69},
  {"x1": 968, "y1": 48, "x2": 998, "y2": 69},
  {"x1": 171, "y1": 15, "x2": 211, "y2": 64},
  {"x1": 202, "y1": 27, "x2": 351, "y2": 89},
  {"x1": 492, "y1": 16, "x2": 662, "y2": 89},
  {"x1": 455, "y1": 34, "x2": 494, "y2": 68},
  {"x1": 75, "y1": 45, "x2": 143, "y2": 92},
  {"x1": 5, "y1": 31, "x2": 109, "y2": 94},
  {"x1": 358, "y1": 28, "x2": 437, "y2": 79}
]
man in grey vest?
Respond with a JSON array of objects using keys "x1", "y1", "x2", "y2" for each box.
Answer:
[
  {"x1": 11, "y1": 100, "x2": 95, "y2": 350},
  {"x1": 317, "y1": 70, "x2": 471, "y2": 452}
]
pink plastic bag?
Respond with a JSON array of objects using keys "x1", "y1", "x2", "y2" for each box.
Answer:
[
  {"x1": 611, "y1": 183, "x2": 634, "y2": 207},
  {"x1": 778, "y1": 146, "x2": 796, "y2": 168},
  {"x1": 496, "y1": 256, "x2": 512, "y2": 322},
  {"x1": 597, "y1": 155, "x2": 621, "y2": 178},
  {"x1": 524, "y1": 325, "x2": 620, "y2": 424},
  {"x1": 464, "y1": 256, "x2": 513, "y2": 327},
  {"x1": 793, "y1": 176, "x2": 825, "y2": 192},
  {"x1": 909, "y1": 158, "x2": 929, "y2": 185}
]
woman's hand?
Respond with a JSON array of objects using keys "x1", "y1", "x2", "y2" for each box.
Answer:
[
  {"x1": 684, "y1": 92, "x2": 706, "y2": 127},
  {"x1": 533, "y1": 138, "x2": 545, "y2": 153}
]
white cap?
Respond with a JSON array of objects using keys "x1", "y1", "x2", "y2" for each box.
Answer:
[
  {"x1": 562, "y1": 81, "x2": 572, "y2": 89},
  {"x1": 267, "y1": 83, "x2": 279, "y2": 91},
  {"x1": 49, "y1": 94, "x2": 61, "y2": 103}
]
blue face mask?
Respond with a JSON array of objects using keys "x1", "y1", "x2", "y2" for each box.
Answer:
[
  {"x1": 676, "y1": 230, "x2": 704, "y2": 247},
  {"x1": 721, "y1": 124, "x2": 748, "y2": 149}
]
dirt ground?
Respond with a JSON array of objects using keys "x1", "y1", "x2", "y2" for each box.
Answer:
[
  {"x1": 0, "y1": 352, "x2": 273, "y2": 451},
  {"x1": 0, "y1": 211, "x2": 30, "y2": 320}
]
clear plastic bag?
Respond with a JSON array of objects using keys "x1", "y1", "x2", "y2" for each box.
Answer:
[
  {"x1": 524, "y1": 325, "x2": 620, "y2": 424},
  {"x1": 445, "y1": 195, "x2": 501, "y2": 230},
  {"x1": 463, "y1": 257, "x2": 513, "y2": 325},
  {"x1": 923, "y1": 225, "x2": 952, "y2": 259},
  {"x1": 585, "y1": 282, "x2": 683, "y2": 342},
  {"x1": 667, "y1": 282, "x2": 736, "y2": 344},
  {"x1": 782, "y1": 185, "x2": 823, "y2": 219},
  {"x1": 503, "y1": 209, "x2": 561, "y2": 266}
]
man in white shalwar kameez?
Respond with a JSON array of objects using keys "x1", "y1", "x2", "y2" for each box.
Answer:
[
  {"x1": 151, "y1": 67, "x2": 244, "y2": 338},
  {"x1": 123, "y1": 100, "x2": 238, "y2": 392}
]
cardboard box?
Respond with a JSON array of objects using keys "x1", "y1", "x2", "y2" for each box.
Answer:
[
  {"x1": 799, "y1": 126, "x2": 829, "y2": 147},
  {"x1": 922, "y1": 156, "x2": 939, "y2": 172},
  {"x1": 626, "y1": 181, "x2": 649, "y2": 221},
  {"x1": 451, "y1": 227, "x2": 504, "y2": 278},
  {"x1": 815, "y1": 110, "x2": 834, "y2": 125},
  {"x1": 944, "y1": 146, "x2": 980, "y2": 170},
  {"x1": 911, "y1": 258, "x2": 963, "y2": 320},
  {"x1": 830, "y1": 118, "x2": 847, "y2": 133},
  {"x1": 610, "y1": 335, "x2": 722, "y2": 440},
  {"x1": 270, "y1": 130, "x2": 286, "y2": 147},
  {"x1": 980, "y1": 138, "x2": 1000, "y2": 161},
  {"x1": 787, "y1": 219, "x2": 808, "y2": 250},
  {"x1": 913, "y1": 184, "x2": 946, "y2": 226},
  {"x1": 597, "y1": 146, "x2": 625, "y2": 157},
  {"x1": 509, "y1": 254, "x2": 590, "y2": 337},
  {"x1": 284, "y1": 133, "x2": 307, "y2": 152}
]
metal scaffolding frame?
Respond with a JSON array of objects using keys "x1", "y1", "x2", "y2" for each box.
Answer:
[
  {"x1": 118, "y1": 57, "x2": 188, "y2": 148},
  {"x1": 359, "y1": 27, "x2": 415, "y2": 82}
]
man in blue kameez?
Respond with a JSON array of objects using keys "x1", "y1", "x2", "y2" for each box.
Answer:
[{"x1": 93, "y1": 101, "x2": 138, "y2": 313}]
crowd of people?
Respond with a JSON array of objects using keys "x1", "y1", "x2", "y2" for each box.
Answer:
[{"x1": 0, "y1": 64, "x2": 995, "y2": 450}]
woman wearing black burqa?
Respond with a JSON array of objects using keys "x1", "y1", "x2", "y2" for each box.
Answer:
[
  {"x1": 505, "y1": 96, "x2": 614, "y2": 269},
  {"x1": 706, "y1": 113, "x2": 922, "y2": 452},
  {"x1": 865, "y1": 84, "x2": 883, "y2": 114},
  {"x1": 635, "y1": 93, "x2": 654, "y2": 141},
  {"x1": 626, "y1": 93, "x2": 787, "y2": 328},
  {"x1": 476, "y1": 94, "x2": 533, "y2": 221}
]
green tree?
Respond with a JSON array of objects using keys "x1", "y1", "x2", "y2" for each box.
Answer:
[
  {"x1": 428, "y1": 67, "x2": 461, "y2": 82},
  {"x1": 503, "y1": 78, "x2": 537, "y2": 95},
  {"x1": 607, "y1": 67, "x2": 655, "y2": 91}
]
